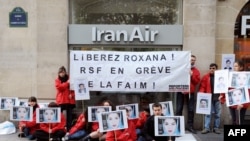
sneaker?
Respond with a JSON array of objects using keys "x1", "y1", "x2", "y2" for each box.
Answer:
[
  {"x1": 213, "y1": 128, "x2": 221, "y2": 134},
  {"x1": 201, "y1": 129, "x2": 209, "y2": 134}
]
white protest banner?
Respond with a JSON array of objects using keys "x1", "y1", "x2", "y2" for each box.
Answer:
[{"x1": 70, "y1": 51, "x2": 190, "y2": 92}]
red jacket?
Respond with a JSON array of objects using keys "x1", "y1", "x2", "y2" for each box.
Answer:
[
  {"x1": 19, "y1": 107, "x2": 40, "y2": 134},
  {"x1": 55, "y1": 77, "x2": 71, "y2": 105},
  {"x1": 91, "y1": 122, "x2": 99, "y2": 132},
  {"x1": 199, "y1": 73, "x2": 212, "y2": 93},
  {"x1": 68, "y1": 113, "x2": 86, "y2": 135},
  {"x1": 40, "y1": 113, "x2": 66, "y2": 133},
  {"x1": 69, "y1": 90, "x2": 76, "y2": 105},
  {"x1": 106, "y1": 119, "x2": 137, "y2": 141},
  {"x1": 136, "y1": 111, "x2": 149, "y2": 129},
  {"x1": 185, "y1": 66, "x2": 200, "y2": 94}
]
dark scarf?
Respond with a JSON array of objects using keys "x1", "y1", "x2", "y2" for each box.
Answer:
[{"x1": 59, "y1": 74, "x2": 69, "y2": 83}]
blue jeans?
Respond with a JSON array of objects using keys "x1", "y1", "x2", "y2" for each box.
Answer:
[
  {"x1": 204, "y1": 100, "x2": 221, "y2": 130},
  {"x1": 69, "y1": 130, "x2": 87, "y2": 140}
]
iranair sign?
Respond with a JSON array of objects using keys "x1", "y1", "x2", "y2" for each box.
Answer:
[{"x1": 68, "y1": 24, "x2": 183, "y2": 45}]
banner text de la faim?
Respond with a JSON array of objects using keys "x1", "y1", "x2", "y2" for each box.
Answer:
[{"x1": 70, "y1": 51, "x2": 190, "y2": 92}]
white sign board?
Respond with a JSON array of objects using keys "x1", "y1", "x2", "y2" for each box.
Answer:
[{"x1": 70, "y1": 51, "x2": 190, "y2": 92}]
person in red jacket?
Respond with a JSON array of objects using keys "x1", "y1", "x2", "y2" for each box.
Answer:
[
  {"x1": 80, "y1": 99, "x2": 115, "y2": 141},
  {"x1": 18, "y1": 96, "x2": 40, "y2": 140},
  {"x1": 105, "y1": 108, "x2": 137, "y2": 141},
  {"x1": 62, "y1": 112, "x2": 87, "y2": 141},
  {"x1": 176, "y1": 55, "x2": 200, "y2": 134},
  {"x1": 55, "y1": 66, "x2": 76, "y2": 131},
  {"x1": 135, "y1": 107, "x2": 150, "y2": 138},
  {"x1": 34, "y1": 102, "x2": 66, "y2": 141},
  {"x1": 199, "y1": 63, "x2": 222, "y2": 134},
  {"x1": 219, "y1": 60, "x2": 250, "y2": 125}
]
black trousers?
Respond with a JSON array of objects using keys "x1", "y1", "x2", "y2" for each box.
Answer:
[
  {"x1": 176, "y1": 92, "x2": 195, "y2": 128},
  {"x1": 34, "y1": 129, "x2": 66, "y2": 141},
  {"x1": 59, "y1": 104, "x2": 75, "y2": 131}
]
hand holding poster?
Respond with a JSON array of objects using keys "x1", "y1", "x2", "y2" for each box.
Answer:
[
  {"x1": 154, "y1": 116, "x2": 185, "y2": 136},
  {"x1": 196, "y1": 92, "x2": 211, "y2": 115},
  {"x1": 98, "y1": 110, "x2": 128, "y2": 132},
  {"x1": 226, "y1": 87, "x2": 250, "y2": 107},
  {"x1": 88, "y1": 106, "x2": 112, "y2": 122},
  {"x1": 10, "y1": 106, "x2": 33, "y2": 121},
  {"x1": 116, "y1": 103, "x2": 139, "y2": 119},
  {"x1": 36, "y1": 108, "x2": 61, "y2": 123},
  {"x1": 74, "y1": 79, "x2": 90, "y2": 100},
  {"x1": 0, "y1": 97, "x2": 18, "y2": 110},
  {"x1": 70, "y1": 51, "x2": 191, "y2": 92}
]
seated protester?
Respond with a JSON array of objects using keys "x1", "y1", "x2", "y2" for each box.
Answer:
[
  {"x1": 34, "y1": 102, "x2": 66, "y2": 141},
  {"x1": 139, "y1": 103, "x2": 175, "y2": 141},
  {"x1": 79, "y1": 99, "x2": 114, "y2": 141},
  {"x1": 62, "y1": 112, "x2": 87, "y2": 141},
  {"x1": 106, "y1": 108, "x2": 137, "y2": 141},
  {"x1": 18, "y1": 96, "x2": 40, "y2": 140},
  {"x1": 135, "y1": 107, "x2": 150, "y2": 136}
]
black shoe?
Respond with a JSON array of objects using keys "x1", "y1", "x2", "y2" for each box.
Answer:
[
  {"x1": 18, "y1": 133, "x2": 25, "y2": 137},
  {"x1": 188, "y1": 127, "x2": 197, "y2": 134}
]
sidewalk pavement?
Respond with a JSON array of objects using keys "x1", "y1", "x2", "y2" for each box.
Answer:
[{"x1": 0, "y1": 129, "x2": 224, "y2": 141}]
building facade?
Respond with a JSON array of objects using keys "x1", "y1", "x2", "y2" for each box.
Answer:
[{"x1": 0, "y1": 0, "x2": 249, "y2": 129}]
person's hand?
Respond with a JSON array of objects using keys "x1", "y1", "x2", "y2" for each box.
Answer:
[
  {"x1": 218, "y1": 95, "x2": 222, "y2": 100},
  {"x1": 82, "y1": 117, "x2": 85, "y2": 122},
  {"x1": 190, "y1": 70, "x2": 193, "y2": 76},
  {"x1": 69, "y1": 94, "x2": 72, "y2": 99},
  {"x1": 237, "y1": 104, "x2": 243, "y2": 110},
  {"x1": 49, "y1": 128, "x2": 52, "y2": 133}
]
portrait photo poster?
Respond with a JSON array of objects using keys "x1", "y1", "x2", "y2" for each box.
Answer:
[
  {"x1": 19, "y1": 101, "x2": 28, "y2": 106},
  {"x1": 196, "y1": 92, "x2": 212, "y2": 115},
  {"x1": 36, "y1": 108, "x2": 61, "y2": 123},
  {"x1": 116, "y1": 103, "x2": 139, "y2": 119},
  {"x1": 154, "y1": 116, "x2": 185, "y2": 137},
  {"x1": 88, "y1": 106, "x2": 112, "y2": 122},
  {"x1": 73, "y1": 78, "x2": 90, "y2": 100},
  {"x1": 149, "y1": 101, "x2": 174, "y2": 116},
  {"x1": 225, "y1": 87, "x2": 250, "y2": 107},
  {"x1": 214, "y1": 69, "x2": 229, "y2": 93},
  {"x1": 221, "y1": 54, "x2": 235, "y2": 71},
  {"x1": 98, "y1": 110, "x2": 128, "y2": 133},
  {"x1": 0, "y1": 97, "x2": 19, "y2": 110},
  {"x1": 228, "y1": 71, "x2": 250, "y2": 88},
  {"x1": 10, "y1": 106, "x2": 33, "y2": 121},
  {"x1": 38, "y1": 103, "x2": 49, "y2": 108}
]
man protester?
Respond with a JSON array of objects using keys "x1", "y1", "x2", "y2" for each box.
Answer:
[{"x1": 176, "y1": 55, "x2": 200, "y2": 134}]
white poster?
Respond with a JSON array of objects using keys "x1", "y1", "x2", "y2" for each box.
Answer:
[
  {"x1": 10, "y1": 106, "x2": 33, "y2": 121},
  {"x1": 0, "y1": 97, "x2": 19, "y2": 110},
  {"x1": 228, "y1": 71, "x2": 250, "y2": 88},
  {"x1": 116, "y1": 103, "x2": 139, "y2": 119},
  {"x1": 98, "y1": 110, "x2": 128, "y2": 132},
  {"x1": 70, "y1": 51, "x2": 191, "y2": 92},
  {"x1": 74, "y1": 79, "x2": 90, "y2": 100},
  {"x1": 88, "y1": 106, "x2": 112, "y2": 122},
  {"x1": 196, "y1": 92, "x2": 212, "y2": 115},
  {"x1": 214, "y1": 69, "x2": 229, "y2": 93},
  {"x1": 222, "y1": 54, "x2": 235, "y2": 71},
  {"x1": 149, "y1": 101, "x2": 174, "y2": 116},
  {"x1": 154, "y1": 116, "x2": 185, "y2": 136},
  {"x1": 226, "y1": 87, "x2": 250, "y2": 107},
  {"x1": 36, "y1": 108, "x2": 61, "y2": 123}
]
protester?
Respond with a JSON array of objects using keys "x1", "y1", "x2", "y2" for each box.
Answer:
[
  {"x1": 199, "y1": 63, "x2": 221, "y2": 134},
  {"x1": 176, "y1": 55, "x2": 200, "y2": 134}
]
